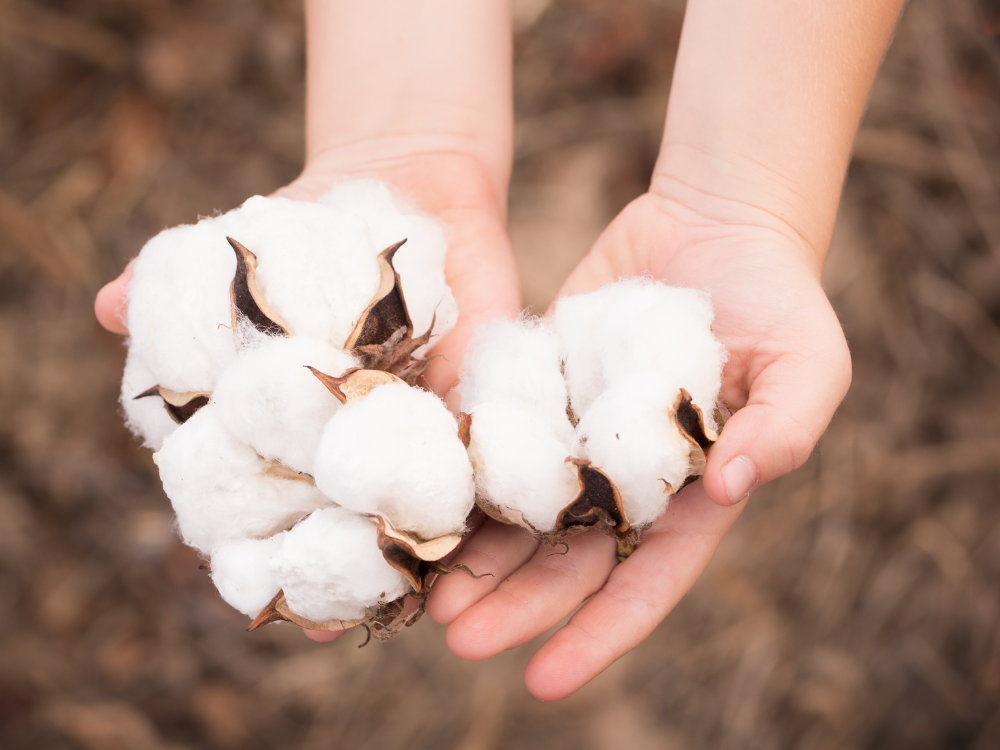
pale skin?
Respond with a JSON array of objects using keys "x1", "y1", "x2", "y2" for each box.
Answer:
[{"x1": 95, "y1": 0, "x2": 906, "y2": 701}]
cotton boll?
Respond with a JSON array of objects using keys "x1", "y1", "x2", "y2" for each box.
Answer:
[
  {"x1": 554, "y1": 279, "x2": 726, "y2": 419},
  {"x1": 127, "y1": 217, "x2": 239, "y2": 393},
  {"x1": 575, "y1": 374, "x2": 696, "y2": 528},
  {"x1": 120, "y1": 349, "x2": 178, "y2": 450},
  {"x1": 467, "y1": 402, "x2": 578, "y2": 532},
  {"x1": 271, "y1": 507, "x2": 410, "y2": 622},
  {"x1": 596, "y1": 280, "x2": 726, "y2": 419},
  {"x1": 319, "y1": 180, "x2": 458, "y2": 342},
  {"x1": 459, "y1": 317, "x2": 573, "y2": 441},
  {"x1": 230, "y1": 196, "x2": 382, "y2": 348},
  {"x1": 210, "y1": 534, "x2": 286, "y2": 617},
  {"x1": 314, "y1": 383, "x2": 474, "y2": 539},
  {"x1": 154, "y1": 405, "x2": 329, "y2": 554},
  {"x1": 212, "y1": 336, "x2": 357, "y2": 475}
]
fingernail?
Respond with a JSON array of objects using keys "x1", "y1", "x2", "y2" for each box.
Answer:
[{"x1": 722, "y1": 455, "x2": 758, "y2": 504}]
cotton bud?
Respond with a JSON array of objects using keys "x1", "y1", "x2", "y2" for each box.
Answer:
[
  {"x1": 270, "y1": 507, "x2": 411, "y2": 624},
  {"x1": 153, "y1": 405, "x2": 329, "y2": 555},
  {"x1": 210, "y1": 535, "x2": 287, "y2": 617},
  {"x1": 314, "y1": 381, "x2": 475, "y2": 540}
]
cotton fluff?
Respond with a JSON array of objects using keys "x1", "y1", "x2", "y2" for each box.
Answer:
[
  {"x1": 459, "y1": 317, "x2": 573, "y2": 441},
  {"x1": 211, "y1": 336, "x2": 357, "y2": 475},
  {"x1": 314, "y1": 383, "x2": 474, "y2": 540},
  {"x1": 575, "y1": 374, "x2": 697, "y2": 528},
  {"x1": 154, "y1": 406, "x2": 329, "y2": 554},
  {"x1": 554, "y1": 279, "x2": 727, "y2": 419},
  {"x1": 210, "y1": 534, "x2": 286, "y2": 617},
  {"x1": 271, "y1": 507, "x2": 410, "y2": 622},
  {"x1": 126, "y1": 218, "x2": 240, "y2": 393},
  {"x1": 320, "y1": 180, "x2": 459, "y2": 343},
  {"x1": 120, "y1": 349, "x2": 178, "y2": 450},
  {"x1": 467, "y1": 403, "x2": 578, "y2": 531}
]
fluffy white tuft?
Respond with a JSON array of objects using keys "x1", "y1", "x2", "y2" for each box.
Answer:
[
  {"x1": 211, "y1": 336, "x2": 357, "y2": 475},
  {"x1": 271, "y1": 507, "x2": 410, "y2": 622},
  {"x1": 575, "y1": 374, "x2": 696, "y2": 528},
  {"x1": 467, "y1": 402, "x2": 578, "y2": 532},
  {"x1": 319, "y1": 180, "x2": 458, "y2": 345},
  {"x1": 153, "y1": 405, "x2": 329, "y2": 554},
  {"x1": 554, "y1": 278, "x2": 726, "y2": 419},
  {"x1": 120, "y1": 349, "x2": 178, "y2": 450},
  {"x1": 126, "y1": 218, "x2": 239, "y2": 393},
  {"x1": 314, "y1": 382, "x2": 474, "y2": 539},
  {"x1": 459, "y1": 317, "x2": 573, "y2": 441},
  {"x1": 210, "y1": 534, "x2": 286, "y2": 617}
]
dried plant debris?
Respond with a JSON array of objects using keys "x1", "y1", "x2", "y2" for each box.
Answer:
[
  {"x1": 121, "y1": 183, "x2": 473, "y2": 640},
  {"x1": 458, "y1": 280, "x2": 726, "y2": 557}
]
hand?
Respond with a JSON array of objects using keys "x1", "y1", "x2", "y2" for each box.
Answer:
[
  {"x1": 95, "y1": 148, "x2": 522, "y2": 642},
  {"x1": 426, "y1": 188, "x2": 851, "y2": 700}
]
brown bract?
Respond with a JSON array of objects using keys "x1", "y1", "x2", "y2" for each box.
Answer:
[
  {"x1": 344, "y1": 240, "x2": 410, "y2": 349},
  {"x1": 373, "y1": 515, "x2": 465, "y2": 594},
  {"x1": 133, "y1": 385, "x2": 210, "y2": 424},
  {"x1": 306, "y1": 366, "x2": 404, "y2": 404},
  {"x1": 227, "y1": 236, "x2": 290, "y2": 338}
]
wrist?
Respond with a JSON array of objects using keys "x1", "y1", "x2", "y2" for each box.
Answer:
[{"x1": 650, "y1": 142, "x2": 835, "y2": 275}]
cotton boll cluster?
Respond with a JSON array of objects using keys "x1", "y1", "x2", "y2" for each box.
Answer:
[
  {"x1": 121, "y1": 181, "x2": 474, "y2": 636},
  {"x1": 460, "y1": 279, "x2": 726, "y2": 541}
]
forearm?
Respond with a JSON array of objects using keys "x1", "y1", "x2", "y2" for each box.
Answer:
[
  {"x1": 655, "y1": 0, "x2": 905, "y2": 269},
  {"x1": 304, "y1": 0, "x2": 513, "y2": 201}
]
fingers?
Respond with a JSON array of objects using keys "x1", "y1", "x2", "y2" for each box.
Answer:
[
  {"x1": 443, "y1": 530, "x2": 618, "y2": 662},
  {"x1": 702, "y1": 326, "x2": 852, "y2": 507},
  {"x1": 94, "y1": 260, "x2": 135, "y2": 335},
  {"x1": 426, "y1": 518, "x2": 539, "y2": 625},
  {"x1": 523, "y1": 482, "x2": 744, "y2": 701},
  {"x1": 303, "y1": 629, "x2": 347, "y2": 643}
]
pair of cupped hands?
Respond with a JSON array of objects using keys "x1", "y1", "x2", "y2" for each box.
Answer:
[{"x1": 95, "y1": 145, "x2": 851, "y2": 701}]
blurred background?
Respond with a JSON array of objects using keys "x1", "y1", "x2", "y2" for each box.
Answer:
[{"x1": 1, "y1": 0, "x2": 999, "y2": 747}]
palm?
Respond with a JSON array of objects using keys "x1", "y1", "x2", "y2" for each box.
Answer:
[{"x1": 427, "y1": 191, "x2": 851, "y2": 700}]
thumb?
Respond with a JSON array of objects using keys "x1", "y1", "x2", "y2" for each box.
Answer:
[
  {"x1": 701, "y1": 344, "x2": 852, "y2": 506},
  {"x1": 94, "y1": 259, "x2": 135, "y2": 335}
]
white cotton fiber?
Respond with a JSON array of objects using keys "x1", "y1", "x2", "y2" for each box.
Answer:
[
  {"x1": 575, "y1": 374, "x2": 696, "y2": 528},
  {"x1": 320, "y1": 180, "x2": 458, "y2": 343},
  {"x1": 210, "y1": 534, "x2": 286, "y2": 617},
  {"x1": 232, "y1": 196, "x2": 383, "y2": 348},
  {"x1": 554, "y1": 278, "x2": 727, "y2": 419},
  {"x1": 126, "y1": 217, "x2": 240, "y2": 393},
  {"x1": 211, "y1": 336, "x2": 357, "y2": 475},
  {"x1": 120, "y1": 349, "x2": 178, "y2": 450},
  {"x1": 314, "y1": 383, "x2": 474, "y2": 539},
  {"x1": 154, "y1": 405, "x2": 329, "y2": 554},
  {"x1": 459, "y1": 317, "x2": 573, "y2": 441},
  {"x1": 467, "y1": 403, "x2": 578, "y2": 532},
  {"x1": 271, "y1": 507, "x2": 410, "y2": 622}
]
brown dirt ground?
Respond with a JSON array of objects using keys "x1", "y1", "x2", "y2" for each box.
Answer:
[{"x1": 1, "y1": 0, "x2": 1000, "y2": 748}]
